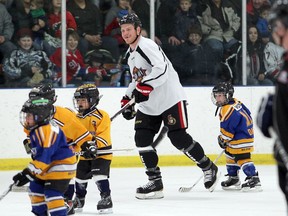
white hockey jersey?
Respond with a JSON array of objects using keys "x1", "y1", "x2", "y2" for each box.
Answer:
[{"x1": 125, "y1": 36, "x2": 187, "y2": 115}]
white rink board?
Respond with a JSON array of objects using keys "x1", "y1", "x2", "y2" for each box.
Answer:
[{"x1": 0, "y1": 86, "x2": 274, "y2": 159}]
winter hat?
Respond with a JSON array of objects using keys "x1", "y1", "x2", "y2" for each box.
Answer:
[
  {"x1": 188, "y1": 25, "x2": 202, "y2": 37},
  {"x1": 118, "y1": 9, "x2": 129, "y2": 19},
  {"x1": 16, "y1": 28, "x2": 33, "y2": 40}
]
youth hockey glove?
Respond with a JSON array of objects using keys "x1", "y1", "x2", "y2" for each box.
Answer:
[
  {"x1": 13, "y1": 168, "x2": 35, "y2": 186},
  {"x1": 121, "y1": 95, "x2": 136, "y2": 120},
  {"x1": 132, "y1": 83, "x2": 153, "y2": 103},
  {"x1": 218, "y1": 135, "x2": 229, "y2": 149},
  {"x1": 81, "y1": 141, "x2": 97, "y2": 159}
]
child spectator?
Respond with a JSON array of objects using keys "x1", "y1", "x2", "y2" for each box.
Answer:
[
  {"x1": 256, "y1": 4, "x2": 271, "y2": 41},
  {"x1": 50, "y1": 30, "x2": 106, "y2": 87},
  {"x1": 174, "y1": 0, "x2": 200, "y2": 43},
  {"x1": 3, "y1": 28, "x2": 54, "y2": 88},
  {"x1": 30, "y1": 0, "x2": 47, "y2": 48},
  {"x1": 170, "y1": 24, "x2": 210, "y2": 85}
]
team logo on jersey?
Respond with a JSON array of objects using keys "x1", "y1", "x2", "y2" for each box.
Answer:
[
  {"x1": 132, "y1": 67, "x2": 146, "y2": 82},
  {"x1": 167, "y1": 114, "x2": 176, "y2": 125}
]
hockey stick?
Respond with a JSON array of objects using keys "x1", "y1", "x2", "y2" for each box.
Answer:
[
  {"x1": 178, "y1": 149, "x2": 225, "y2": 193},
  {"x1": 76, "y1": 126, "x2": 169, "y2": 156},
  {"x1": 0, "y1": 183, "x2": 14, "y2": 201},
  {"x1": 110, "y1": 97, "x2": 135, "y2": 121}
]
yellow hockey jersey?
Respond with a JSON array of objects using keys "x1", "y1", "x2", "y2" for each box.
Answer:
[
  {"x1": 25, "y1": 106, "x2": 93, "y2": 153},
  {"x1": 76, "y1": 108, "x2": 112, "y2": 161}
]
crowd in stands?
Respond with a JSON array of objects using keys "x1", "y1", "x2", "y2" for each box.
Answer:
[{"x1": 0, "y1": 0, "x2": 284, "y2": 88}]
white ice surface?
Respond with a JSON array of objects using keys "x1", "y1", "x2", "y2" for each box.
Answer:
[{"x1": 0, "y1": 165, "x2": 286, "y2": 216}]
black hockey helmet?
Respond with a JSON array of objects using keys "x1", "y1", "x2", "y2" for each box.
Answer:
[
  {"x1": 73, "y1": 83, "x2": 100, "y2": 112},
  {"x1": 20, "y1": 98, "x2": 54, "y2": 130},
  {"x1": 118, "y1": 13, "x2": 142, "y2": 28},
  {"x1": 84, "y1": 49, "x2": 116, "y2": 66},
  {"x1": 211, "y1": 81, "x2": 234, "y2": 107},
  {"x1": 269, "y1": 0, "x2": 288, "y2": 28},
  {"x1": 29, "y1": 83, "x2": 57, "y2": 104}
]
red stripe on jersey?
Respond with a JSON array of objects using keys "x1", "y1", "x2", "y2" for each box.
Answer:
[{"x1": 177, "y1": 102, "x2": 185, "y2": 128}]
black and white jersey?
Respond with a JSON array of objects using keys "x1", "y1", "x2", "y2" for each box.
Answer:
[{"x1": 125, "y1": 36, "x2": 187, "y2": 115}]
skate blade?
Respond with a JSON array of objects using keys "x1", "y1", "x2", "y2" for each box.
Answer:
[
  {"x1": 208, "y1": 171, "x2": 221, "y2": 192},
  {"x1": 241, "y1": 185, "x2": 263, "y2": 192},
  {"x1": 222, "y1": 182, "x2": 242, "y2": 191},
  {"x1": 98, "y1": 208, "x2": 113, "y2": 214},
  {"x1": 135, "y1": 191, "x2": 164, "y2": 200},
  {"x1": 74, "y1": 207, "x2": 83, "y2": 212},
  {"x1": 222, "y1": 185, "x2": 242, "y2": 191}
]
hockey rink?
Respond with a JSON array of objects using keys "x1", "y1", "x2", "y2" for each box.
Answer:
[{"x1": 0, "y1": 165, "x2": 286, "y2": 216}]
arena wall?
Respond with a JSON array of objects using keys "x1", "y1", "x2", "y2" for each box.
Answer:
[{"x1": 0, "y1": 86, "x2": 275, "y2": 170}]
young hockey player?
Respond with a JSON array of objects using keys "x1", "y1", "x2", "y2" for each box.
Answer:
[
  {"x1": 13, "y1": 98, "x2": 77, "y2": 216},
  {"x1": 72, "y1": 83, "x2": 113, "y2": 214},
  {"x1": 212, "y1": 81, "x2": 262, "y2": 191},
  {"x1": 27, "y1": 84, "x2": 96, "y2": 215},
  {"x1": 257, "y1": 0, "x2": 288, "y2": 209},
  {"x1": 119, "y1": 13, "x2": 219, "y2": 199}
]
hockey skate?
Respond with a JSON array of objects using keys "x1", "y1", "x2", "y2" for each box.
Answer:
[
  {"x1": 241, "y1": 173, "x2": 262, "y2": 192},
  {"x1": 73, "y1": 196, "x2": 85, "y2": 212},
  {"x1": 221, "y1": 175, "x2": 241, "y2": 190},
  {"x1": 97, "y1": 193, "x2": 113, "y2": 214},
  {"x1": 65, "y1": 200, "x2": 75, "y2": 215},
  {"x1": 203, "y1": 163, "x2": 220, "y2": 192},
  {"x1": 135, "y1": 178, "x2": 164, "y2": 200}
]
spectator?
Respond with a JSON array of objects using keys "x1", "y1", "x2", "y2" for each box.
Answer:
[
  {"x1": 50, "y1": 30, "x2": 106, "y2": 87},
  {"x1": 247, "y1": 0, "x2": 271, "y2": 25},
  {"x1": 45, "y1": 0, "x2": 77, "y2": 56},
  {"x1": 29, "y1": 0, "x2": 47, "y2": 48},
  {"x1": 103, "y1": 9, "x2": 129, "y2": 50},
  {"x1": 170, "y1": 24, "x2": 211, "y2": 85},
  {"x1": 256, "y1": 4, "x2": 271, "y2": 40},
  {"x1": 246, "y1": 25, "x2": 273, "y2": 85},
  {"x1": 198, "y1": 0, "x2": 240, "y2": 80},
  {"x1": 262, "y1": 34, "x2": 285, "y2": 82},
  {"x1": 0, "y1": 2, "x2": 16, "y2": 60},
  {"x1": 132, "y1": 0, "x2": 162, "y2": 45},
  {"x1": 67, "y1": 0, "x2": 120, "y2": 62},
  {"x1": 174, "y1": 0, "x2": 200, "y2": 43},
  {"x1": 157, "y1": 0, "x2": 181, "y2": 56},
  {"x1": 3, "y1": 28, "x2": 54, "y2": 87}
]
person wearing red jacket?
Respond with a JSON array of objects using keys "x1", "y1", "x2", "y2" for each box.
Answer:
[{"x1": 50, "y1": 30, "x2": 106, "y2": 86}]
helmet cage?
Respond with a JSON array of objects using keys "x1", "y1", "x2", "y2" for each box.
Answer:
[
  {"x1": 211, "y1": 82, "x2": 234, "y2": 107},
  {"x1": 73, "y1": 84, "x2": 100, "y2": 112},
  {"x1": 20, "y1": 98, "x2": 54, "y2": 130}
]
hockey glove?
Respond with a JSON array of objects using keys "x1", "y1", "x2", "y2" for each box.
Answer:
[
  {"x1": 132, "y1": 83, "x2": 153, "y2": 103},
  {"x1": 13, "y1": 168, "x2": 35, "y2": 186},
  {"x1": 81, "y1": 141, "x2": 97, "y2": 159},
  {"x1": 121, "y1": 96, "x2": 136, "y2": 120},
  {"x1": 218, "y1": 135, "x2": 229, "y2": 149}
]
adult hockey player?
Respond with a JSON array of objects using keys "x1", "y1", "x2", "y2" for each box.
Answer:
[
  {"x1": 13, "y1": 98, "x2": 77, "y2": 216},
  {"x1": 257, "y1": 0, "x2": 288, "y2": 210},
  {"x1": 119, "y1": 13, "x2": 219, "y2": 199},
  {"x1": 212, "y1": 82, "x2": 262, "y2": 192},
  {"x1": 72, "y1": 84, "x2": 113, "y2": 214},
  {"x1": 27, "y1": 84, "x2": 96, "y2": 215}
]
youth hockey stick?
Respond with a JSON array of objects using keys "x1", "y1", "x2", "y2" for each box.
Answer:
[
  {"x1": 77, "y1": 126, "x2": 169, "y2": 155},
  {"x1": 178, "y1": 149, "x2": 225, "y2": 193},
  {"x1": 0, "y1": 183, "x2": 14, "y2": 201},
  {"x1": 110, "y1": 97, "x2": 135, "y2": 121}
]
